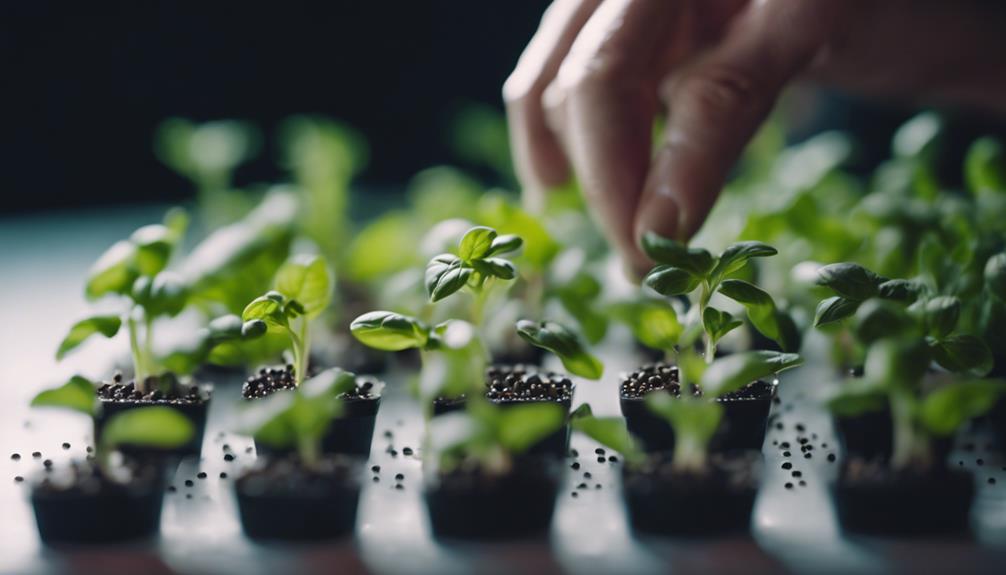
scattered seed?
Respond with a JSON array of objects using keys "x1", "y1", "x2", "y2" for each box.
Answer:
[
  {"x1": 372, "y1": 476, "x2": 380, "y2": 483},
  {"x1": 197, "y1": 472, "x2": 207, "y2": 479},
  {"x1": 394, "y1": 483, "x2": 404, "y2": 490},
  {"x1": 185, "y1": 494, "x2": 192, "y2": 499},
  {"x1": 43, "y1": 459, "x2": 53, "y2": 468},
  {"x1": 608, "y1": 455, "x2": 618, "y2": 463},
  {"x1": 792, "y1": 471, "x2": 802, "y2": 478},
  {"x1": 402, "y1": 447, "x2": 414, "y2": 456},
  {"x1": 245, "y1": 447, "x2": 253, "y2": 454},
  {"x1": 595, "y1": 483, "x2": 602, "y2": 489},
  {"x1": 988, "y1": 477, "x2": 997, "y2": 485},
  {"x1": 61, "y1": 442, "x2": 71, "y2": 450},
  {"x1": 389, "y1": 449, "x2": 398, "y2": 457},
  {"x1": 577, "y1": 483, "x2": 588, "y2": 490},
  {"x1": 222, "y1": 444, "x2": 231, "y2": 452},
  {"x1": 224, "y1": 454, "x2": 235, "y2": 462},
  {"x1": 395, "y1": 473, "x2": 404, "y2": 481},
  {"x1": 371, "y1": 465, "x2": 381, "y2": 473},
  {"x1": 804, "y1": 453, "x2": 812, "y2": 459},
  {"x1": 184, "y1": 480, "x2": 194, "y2": 487},
  {"x1": 10, "y1": 453, "x2": 20, "y2": 461},
  {"x1": 32, "y1": 452, "x2": 41, "y2": 459},
  {"x1": 570, "y1": 449, "x2": 579, "y2": 458},
  {"x1": 86, "y1": 446, "x2": 93, "y2": 453},
  {"x1": 584, "y1": 472, "x2": 592, "y2": 479},
  {"x1": 14, "y1": 476, "x2": 24, "y2": 483},
  {"x1": 219, "y1": 472, "x2": 228, "y2": 479},
  {"x1": 167, "y1": 486, "x2": 177, "y2": 492},
  {"x1": 775, "y1": 423, "x2": 784, "y2": 430},
  {"x1": 571, "y1": 462, "x2": 581, "y2": 470},
  {"x1": 781, "y1": 462, "x2": 792, "y2": 470},
  {"x1": 799, "y1": 480, "x2": 807, "y2": 487},
  {"x1": 597, "y1": 457, "x2": 606, "y2": 463},
  {"x1": 383, "y1": 430, "x2": 394, "y2": 439},
  {"x1": 977, "y1": 459, "x2": 985, "y2": 466},
  {"x1": 785, "y1": 482, "x2": 794, "y2": 489},
  {"x1": 783, "y1": 451, "x2": 791, "y2": 457},
  {"x1": 795, "y1": 424, "x2": 806, "y2": 432},
  {"x1": 595, "y1": 448, "x2": 605, "y2": 455},
  {"x1": 571, "y1": 492, "x2": 579, "y2": 498},
  {"x1": 827, "y1": 453, "x2": 836, "y2": 462}
]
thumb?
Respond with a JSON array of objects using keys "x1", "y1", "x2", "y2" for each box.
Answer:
[{"x1": 634, "y1": 0, "x2": 853, "y2": 249}]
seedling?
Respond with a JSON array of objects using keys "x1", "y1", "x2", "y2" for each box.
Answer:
[
  {"x1": 56, "y1": 211, "x2": 194, "y2": 392},
  {"x1": 31, "y1": 376, "x2": 194, "y2": 473},
  {"x1": 640, "y1": 233, "x2": 800, "y2": 363},
  {"x1": 814, "y1": 262, "x2": 1003, "y2": 469},
  {"x1": 569, "y1": 403, "x2": 644, "y2": 465},
  {"x1": 238, "y1": 368, "x2": 357, "y2": 466},
  {"x1": 241, "y1": 254, "x2": 334, "y2": 388},
  {"x1": 644, "y1": 350, "x2": 802, "y2": 472}
]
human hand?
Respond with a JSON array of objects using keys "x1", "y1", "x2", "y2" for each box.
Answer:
[{"x1": 505, "y1": 0, "x2": 1006, "y2": 275}]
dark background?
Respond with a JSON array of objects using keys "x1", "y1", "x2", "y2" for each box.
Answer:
[{"x1": 1, "y1": 1, "x2": 548, "y2": 214}]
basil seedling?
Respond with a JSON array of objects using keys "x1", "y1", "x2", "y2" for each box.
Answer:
[
  {"x1": 31, "y1": 376, "x2": 194, "y2": 473},
  {"x1": 425, "y1": 225, "x2": 522, "y2": 321},
  {"x1": 641, "y1": 234, "x2": 800, "y2": 361},
  {"x1": 644, "y1": 350, "x2": 802, "y2": 472},
  {"x1": 515, "y1": 319, "x2": 604, "y2": 380},
  {"x1": 238, "y1": 368, "x2": 357, "y2": 466},
  {"x1": 242, "y1": 254, "x2": 334, "y2": 387}
]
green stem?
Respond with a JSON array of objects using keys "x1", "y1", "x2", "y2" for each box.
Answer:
[
  {"x1": 297, "y1": 435, "x2": 320, "y2": 469},
  {"x1": 288, "y1": 319, "x2": 310, "y2": 387},
  {"x1": 127, "y1": 310, "x2": 148, "y2": 389},
  {"x1": 890, "y1": 388, "x2": 931, "y2": 470},
  {"x1": 699, "y1": 281, "x2": 715, "y2": 364},
  {"x1": 671, "y1": 431, "x2": 707, "y2": 474}
]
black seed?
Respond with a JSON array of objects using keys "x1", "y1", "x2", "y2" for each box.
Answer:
[
  {"x1": 577, "y1": 483, "x2": 588, "y2": 489},
  {"x1": 775, "y1": 423, "x2": 784, "y2": 430},
  {"x1": 608, "y1": 456, "x2": 618, "y2": 463},
  {"x1": 795, "y1": 424, "x2": 805, "y2": 432},
  {"x1": 597, "y1": 457, "x2": 606, "y2": 463},
  {"x1": 781, "y1": 462, "x2": 792, "y2": 470},
  {"x1": 371, "y1": 465, "x2": 381, "y2": 473},
  {"x1": 32, "y1": 452, "x2": 41, "y2": 459},
  {"x1": 403, "y1": 447, "x2": 414, "y2": 456},
  {"x1": 197, "y1": 472, "x2": 207, "y2": 479},
  {"x1": 14, "y1": 476, "x2": 24, "y2": 483},
  {"x1": 384, "y1": 430, "x2": 394, "y2": 439},
  {"x1": 184, "y1": 480, "x2": 194, "y2": 487},
  {"x1": 61, "y1": 442, "x2": 71, "y2": 450},
  {"x1": 219, "y1": 472, "x2": 228, "y2": 479},
  {"x1": 571, "y1": 462, "x2": 581, "y2": 470},
  {"x1": 570, "y1": 449, "x2": 579, "y2": 458},
  {"x1": 584, "y1": 472, "x2": 592, "y2": 479},
  {"x1": 799, "y1": 480, "x2": 807, "y2": 487},
  {"x1": 224, "y1": 454, "x2": 235, "y2": 462},
  {"x1": 167, "y1": 486, "x2": 177, "y2": 492},
  {"x1": 827, "y1": 453, "x2": 836, "y2": 462},
  {"x1": 804, "y1": 453, "x2": 812, "y2": 459},
  {"x1": 595, "y1": 448, "x2": 605, "y2": 455},
  {"x1": 43, "y1": 459, "x2": 53, "y2": 468},
  {"x1": 780, "y1": 442, "x2": 790, "y2": 449},
  {"x1": 395, "y1": 484, "x2": 404, "y2": 490},
  {"x1": 186, "y1": 494, "x2": 192, "y2": 499},
  {"x1": 245, "y1": 447, "x2": 253, "y2": 453},
  {"x1": 372, "y1": 476, "x2": 380, "y2": 482},
  {"x1": 571, "y1": 492, "x2": 579, "y2": 498},
  {"x1": 395, "y1": 473, "x2": 404, "y2": 481},
  {"x1": 989, "y1": 477, "x2": 997, "y2": 485},
  {"x1": 783, "y1": 451, "x2": 791, "y2": 457},
  {"x1": 792, "y1": 471, "x2": 802, "y2": 478},
  {"x1": 977, "y1": 459, "x2": 985, "y2": 466},
  {"x1": 222, "y1": 444, "x2": 231, "y2": 451},
  {"x1": 785, "y1": 482, "x2": 794, "y2": 489},
  {"x1": 10, "y1": 453, "x2": 20, "y2": 461}
]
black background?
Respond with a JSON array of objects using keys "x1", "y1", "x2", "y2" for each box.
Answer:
[{"x1": 2, "y1": 1, "x2": 548, "y2": 213}]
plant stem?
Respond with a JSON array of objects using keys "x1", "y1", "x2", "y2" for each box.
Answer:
[
  {"x1": 671, "y1": 432, "x2": 707, "y2": 474},
  {"x1": 890, "y1": 388, "x2": 931, "y2": 470},
  {"x1": 699, "y1": 281, "x2": 715, "y2": 364},
  {"x1": 297, "y1": 435, "x2": 320, "y2": 470},
  {"x1": 288, "y1": 318, "x2": 310, "y2": 387},
  {"x1": 127, "y1": 309, "x2": 148, "y2": 390}
]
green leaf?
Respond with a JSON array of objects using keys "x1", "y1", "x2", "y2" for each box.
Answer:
[
  {"x1": 130, "y1": 224, "x2": 176, "y2": 277},
  {"x1": 853, "y1": 299, "x2": 917, "y2": 344},
  {"x1": 102, "y1": 406, "x2": 195, "y2": 450},
  {"x1": 717, "y1": 279, "x2": 787, "y2": 347},
  {"x1": 350, "y1": 311, "x2": 429, "y2": 351},
  {"x1": 826, "y1": 379, "x2": 888, "y2": 417},
  {"x1": 471, "y1": 257, "x2": 516, "y2": 280},
  {"x1": 643, "y1": 265, "x2": 701, "y2": 296},
  {"x1": 919, "y1": 379, "x2": 1006, "y2": 436},
  {"x1": 640, "y1": 233, "x2": 715, "y2": 275},
  {"x1": 516, "y1": 319, "x2": 604, "y2": 379},
  {"x1": 458, "y1": 226, "x2": 497, "y2": 261},
  {"x1": 56, "y1": 315, "x2": 122, "y2": 360},
  {"x1": 931, "y1": 334, "x2": 993, "y2": 377},
  {"x1": 571, "y1": 413, "x2": 642, "y2": 462},
  {"x1": 923, "y1": 296, "x2": 961, "y2": 339},
  {"x1": 86, "y1": 240, "x2": 140, "y2": 300},
  {"x1": 878, "y1": 279, "x2": 926, "y2": 302},
  {"x1": 700, "y1": 351, "x2": 802, "y2": 398},
  {"x1": 426, "y1": 254, "x2": 472, "y2": 302},
  {"x1": 240, "y1": 389, "x2": 339, "y2": 450},
  {"x1": 497, "y1": 402, "x2": 566, "y2": 454},
  {"x1": 965, "y1": 137, "x2": 1006, "y2": 195},
  {"x1": 486, "y1": 234, "x2": 523, "y2": 256},
  {"x1": 31, "y1": 376, "x2": 96, "y2": 415},
  {"x1": 863, "y1": 338, "x2": 929, "y2": 390},
  {"x1": 645, "y1": 394, "x2": 723, "y2": 446},
  {"x1": 701, "y1": 307, "x2": 743, "y2": 344},
  {"x1": 241, "y1": 291, "x2": 289, "y2": 328},
  {"x1": 985, "y1": 253, "x2": 1006, "y2": 299},
  {"x1": 273, "y1": 254, "x2": 333, "y2": 319},
  {"x1": 140, "y1": 272, "x2": 189, "y2": 317},
  {"x1": 241, "y1": 319, "x2": 268, "y2": 339},
  {"x1": 816, "y1": 263, "x2": 884, "y2": 301},
  {"x1": 814, "y1": 296, "x2": 860, "y2": 327},
  {"x1": 301, "y1": 367, "x2": 358, "y2": 399},
  {"x1": 607, "y1": 299, "x2": 682, "y2": 351},
  {"x1": 709, "y1": 241, "x2": 778, "y2": 283}
]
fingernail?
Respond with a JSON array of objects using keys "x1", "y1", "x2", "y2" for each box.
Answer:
[{"x1": 635, "y1": 153, "x2": 683, "y2": 246}]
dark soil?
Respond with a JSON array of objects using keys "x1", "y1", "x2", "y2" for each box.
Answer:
[
  {"x1": 486, "y1": 364, "x2": 573, "y2": 402},
  {"x1": 834, "y1": 458, "x2": 975, "y2": 536},
  {"x1": 31, "y1": 460, "x2": 165, "y2": 544},
  {"x1": 97, "y1": 373, "x2": 207, "y2": 405},
  {"x1": 623, "y1": 452, "x2": 761, "y2": 535},
  {"x1": 620, "y1": 361, "x2": 773, "y2": 401},
  {"x1": 242, "y1": 364, "x2": 381, "y2": 400},
  {"x1": 425, "y1": 458, "x2": 560, "y2": 539},
  {"x1": 235, "y1": 455, "x2": 362, "y2": 541}
]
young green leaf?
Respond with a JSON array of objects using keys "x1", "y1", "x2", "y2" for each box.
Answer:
[
  {"x1": 471, "y1": 257, "x2": 517, "y2": 280},
  {"x1": 643, "y1": 265, "x2": 701, "y2": 296},
  {"x1": 130, "y1": 224, "x2": 176, "y2": 277},
  {"x1": 273, "y1": 254, "x2": 333, "y2": 319},
  {"x1": 31, "y1": 376, "x2": 96, "y2": 415},
  {"x1": 101, "y1": 406, "x2": 195, "y2": 450},
  {"x1": 242, "y1": 291, "x2": 290, "y2": 328},
  {"x1": 816, "y1": 263, "x2": 884, "y2": 301},
  {"x1": 984, "y1": 253, "x2": 1006, "y2": 299},
  {"x1": 56, "y1": 315, "x2": 122, "y2": 360},
  {"x1": 919, "y1": 379, "x2": 1006, "y2": 436},
  {"x1": 930, "y1": 334, "x2": 994, "y2": 377},
  {"x1": 458, "y1": 226, "x2": 497, "y2": 261},
  {"x1": 700, "y1": 351, "x2": 802, "y2": 398},
  {"x1": 645, "y1": 394, "x2": 723, "y2": 448},
  {"x1": 516, "y1": 319, "x2": 604, "y2": 380},
  {"x1": 133, "y1": 272, "x2": 189, "y2": 317},
  {"x1": 853, "y1": 299, "x2": 917, "y2": 344},
  {"x1": 965, "y1": 137, "x2": 1006, "y2": 195},
  {"x1": 717, "y1": 279, "x2": 796, "y2": 350},
  {"x1": 607, "y1": 299, "x2": 682, "y2": 351},
  {"x1": 862, "y1": 338, "x2": 929, "y2": 390},
  {"x1": 640, "y1": 232, "x2": 714, "y2": 275},
  {"x1": 878, "y1": 279, "x2": 926, "y2": 303},
  {"x1": 350, "y1": 311, "x2": 429, "y2": 351},
  {"x1": 709, "y1": 241, "x2": 778, "y2": 283},
  {"x1": 701, "y1": 307, "x2": 743, "y2": 344},
  {"x1": 86, "y1": 240, "x2": 140, "y2": 300},
  {"x1": 923, "y1": 296, "x2": 961, "y2": 339},
  {"x1": 497, "y1": 402, "x2": 566, "y2": 454},
  {"x1": 486, "y1": 234, "x2": 523, "y2": 257},
  {"x1": 426, "y1": 254, "x2": 472, "y2": 302},
  {"x1": 814, "y1": 296, "x2": 860, "y2": 327},
  {"x1": 420, "y1": 320, "x2": 487, "y2": 400}
]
